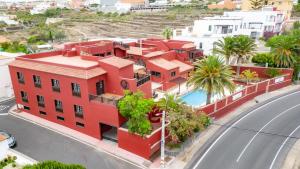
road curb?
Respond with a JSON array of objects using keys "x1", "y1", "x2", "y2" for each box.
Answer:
[{"x1": 8, "y1": 109, "x2": 147, "y2": 169}]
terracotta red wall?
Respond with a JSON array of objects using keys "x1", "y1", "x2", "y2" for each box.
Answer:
[
  {"x1": 231, "y1": 65, "x2": 293, "y2": 79},
  {"x1": 118, "y1": 127, "x2": 162, "y2": 159},
  {"x1": 200, "y1": 73, "x2": 292, "y2": 119}
]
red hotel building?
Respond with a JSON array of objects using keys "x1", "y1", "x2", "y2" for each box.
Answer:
[{"x1": 9, "y1": 39, "x2": 202, "y2": 159}]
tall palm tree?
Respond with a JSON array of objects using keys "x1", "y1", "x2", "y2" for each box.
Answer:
[
  {"x1": 213, "y1": 37, "x2": 235, "y2": 65},
  {"x1": 266, "y1": 35, "x2": 297, "y2": 68},
  {"x1": 162, "y1": 27, "x2": 173, "y2": 40},
  {"x1": 188, "y1": 56, "x2": 236, "y2": 105},
  {"x1": 232, "y1": 35, "x2": 256, "y2": 76},
  {"x1": 157, "y1": 94, "x2": 183, "y2": 113}
]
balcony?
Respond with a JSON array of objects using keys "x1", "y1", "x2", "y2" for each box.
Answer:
[
  {"x1": 34, "y1": 83, "x2": 41, "y2": 88},
  {"x1": 113, "y1": 42, "x2": 129, "y2": 50},
  {"x1": 135, "y1": 74, "x2": 151, "y2": 87},
  {"x1": 18, "y1": 79, "x2": 25, "y2": 84},
  {"x1": 89, "y1": 93, "x2": 123, "y2": 106},
  {"x1": 38, "y1": 102, "x2": 45, "y2": 107},
  {"x1": 22, "y1": 97, "x2": 28, "y2": 103},
  {"x1": 72, "y1": 91, "x2": 81, "y2": 97},
  {"x1": 55, "y1": 107, "x2": 63, "y2": 113},
  {"x1": 52, "y1": 86, "x2": 60, "y2": 92}
]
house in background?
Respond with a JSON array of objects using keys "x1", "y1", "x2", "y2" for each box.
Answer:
[
  {"x1": 0, "y1": 52, "x2": 24, "y2": 99},
  {"x1": 173, "y1": 6, "x2": 286, "y2": 55},
  {"x1": 241, "y1": 0, "x2": 293, "y2": 18},
  {"x1": 208, "y1": 0, "x2": 237, "y2": 10}
]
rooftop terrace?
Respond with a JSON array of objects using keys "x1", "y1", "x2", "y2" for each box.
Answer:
[{"x1": 34, "y1": 55, "x2": 99, "y2": 68}]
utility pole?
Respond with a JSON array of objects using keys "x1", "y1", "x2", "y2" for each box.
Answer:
[{"x1": 160, "y1": 110, "x2": 166, "y2": 168}]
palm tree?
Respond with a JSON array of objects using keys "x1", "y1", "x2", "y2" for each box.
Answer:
[
  {"x1": 250, "y1": 0, "x2": 263, "y2": 10},
  {"x1": 188, "y1": 56, "x2": 236, "y2": 105},
  {"x1": 157, "y1": 94, "x2": 183, "y2": 113},
  {"x1": 162, "y1": 27, "x2": 173, "y2": 40},
  {"x1": 266, "y1": 35, "x2": 297, "y2": 68},
  {"x1": 213, "y1": 37, "x2": 235, "y2": 65},
  {"x1": 232, "y1": 35, "x2": 256, "y2": 76}
]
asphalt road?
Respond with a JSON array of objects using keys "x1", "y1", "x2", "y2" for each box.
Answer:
[
  {"x1": 0, "y1": 100, "x2": 140, "y2": 169},
  {"x1": 187, "y1": 90, "x2": 300, "y2": 169},
  {"x1": 0, "y1": 98, "x2": 15, "y2": 114}
]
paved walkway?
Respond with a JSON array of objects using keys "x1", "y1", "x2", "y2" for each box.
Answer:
[{"x1": 167, "y1": 84, "x2": 300, "y2": 169}]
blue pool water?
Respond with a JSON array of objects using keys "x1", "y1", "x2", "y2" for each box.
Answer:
[
  {"x1": 181, "y1": 85, "x2": 244, "y2": 107},
  {"x1": 180, "y1": 90, "x2": 207, "y2": 107}
]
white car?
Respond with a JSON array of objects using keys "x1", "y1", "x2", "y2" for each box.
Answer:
[{"x1": 0, "y1": 130, "x2": 16, "y2": 148}]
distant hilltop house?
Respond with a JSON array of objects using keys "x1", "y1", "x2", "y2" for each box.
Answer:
[
  {"x1": 173, "y1": 6, "x2": 286, "y2": 55},
  {"x1": 241, "y1": 0, "x2": 294, "y2": 18},
  {"x1": 0, "y1": 15, "x2": 19, "y2": 26},
  {"x1": 208, "y1": 0, "x2": 240, "y2": 10}
]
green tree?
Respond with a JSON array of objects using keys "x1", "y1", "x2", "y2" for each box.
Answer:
[
  {"x1": 157, "y1": 95, "x2": 211, "y2": 146},
  {"x1": 188, "y1": 56, "x2": 236, "y2": 105},
  {"x1": 23, "y1": 161, "x2": 85, "y2": 169},
  {"x1": 213, "y1": 37, "x2": 235, "y2": 64},
  {"x1": 162, "y1": 27, "x2": 173, "y2": 40},
  {"x1": 232, "y1": 35, "x2": 256, "y2": 75},
  {"x1": 266, "y1": 35, "x2": 297, "y2": 68},
  {"x1": 118, "y1": 91, "x2": 154, "y2": 136}
]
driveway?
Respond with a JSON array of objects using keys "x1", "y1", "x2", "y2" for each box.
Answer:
[
  {"x1": 187, "y1": 90, "x2": 300, "y2": 169},
  {"x1": 0, "y1": 115, "x2": 140, "y2": 169}
]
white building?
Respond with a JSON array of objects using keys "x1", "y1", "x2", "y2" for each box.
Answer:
[
  {"x1": 173, "y1": 7, "x2": 285, "y2": 55},
  {"x1": 0, "y1": 52, "x2": 24, "y2": 99}
]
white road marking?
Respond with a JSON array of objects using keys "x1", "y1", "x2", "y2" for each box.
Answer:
[
  {"x1": 269, "y1": 124, "x2": 300, "y2": 169},
  {"x1": 236, "y1": 104, "x2": 300, "y2": 162},
  {"x1": 192, "y1": 91, "x2": 300, "y2": 169},
  {"x1": 0, "y1": 113, "x2": 8, "y2": 116}
]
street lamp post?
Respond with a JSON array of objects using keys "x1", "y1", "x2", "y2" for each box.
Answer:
[{"x1": 160, "y1": 110, "x2": 166, "y2": 168}]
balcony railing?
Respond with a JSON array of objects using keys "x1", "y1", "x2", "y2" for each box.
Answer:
[
  {"x1": 38, "y1": 102, "x2": 45, "y2": 107},
  {"x1": 72, "y1": 91, "x2": 81, "y2": 97},
  {"x1": 89, "y1": 94, "x2": 123, "y2": 106},
  {"x1": 55, "y1": 107, "x2": 63, "y2": 113},
  {"x1": 52, "y1": 86, "x2": 60, "y2": 92},
  {"x1": 34, "y1": 83, "x2": 41, "y2": 88},
  {"x1": 113, "y1": 42, "x2": 129, "y2": 49},
  {"x1": 18, "y1": 79, "x2": 25, "y2": 84},
  {"x1": 136, "y1": 74, "x2": 151, "y2": 87},
  {"x1": 22, "y1": 97, "x2": 28, "y2": 103}
]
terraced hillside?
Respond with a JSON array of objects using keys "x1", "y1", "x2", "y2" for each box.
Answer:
[{"x1": 62, "y1": 12, "x2": 220, "y2": 41}]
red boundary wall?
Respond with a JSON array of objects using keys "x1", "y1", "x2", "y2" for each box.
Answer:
[{"x1": 199, "y1": 73, "x2": 293, "y2": 119}]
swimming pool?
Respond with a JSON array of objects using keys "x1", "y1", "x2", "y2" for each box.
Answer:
[{"x1": 181, "y1": 85, "x2": 244, "y2": 107}]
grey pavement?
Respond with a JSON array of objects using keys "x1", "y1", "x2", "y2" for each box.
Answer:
[
  {"x1": 0, "y1": 115, "x2": 139, "y2": 169},
  {"x1": 186, "y1": 90, "x2": 300, "y2": 169}
]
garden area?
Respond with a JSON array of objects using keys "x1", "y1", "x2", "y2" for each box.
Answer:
[{"x1": 117, "y1": 90, "x2": 211, "y2": 158}]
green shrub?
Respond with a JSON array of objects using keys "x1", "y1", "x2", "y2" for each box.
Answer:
[
  {"x1": 118, "y1": 91, "x2": 154, "y2": 136},
  {"x1": 294, "y1": 21, "x2": 300, "y2": 29},
  {"x1": 252, "y1": 53, "x2": 275, "y2": 67},
  {"x1": 266, "y1": 68, "x2": 282, "y2": 78},
  {"x1": 23, "y1": 161, "x2": 85, "y2": 169}
]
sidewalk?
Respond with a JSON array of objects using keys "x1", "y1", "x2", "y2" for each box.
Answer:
[
  {"x1": 9, "y1": 107, "x2": 151, "y2": 169},
  {"x1": 167, "y1": 84, "x2": 300, "y2": 169},
  {"x1": 6, "y1": 149, "x2": 37, "y2": 166}
]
